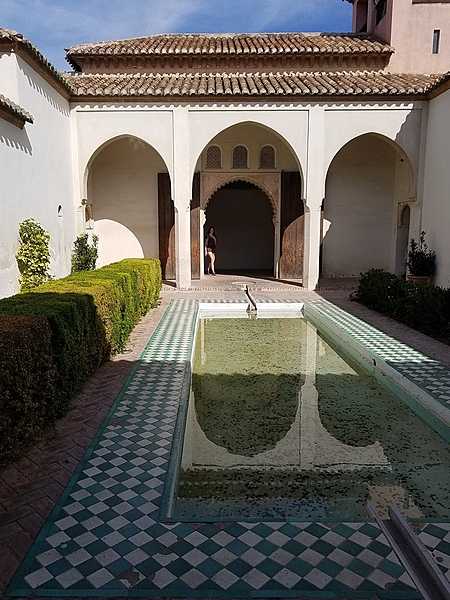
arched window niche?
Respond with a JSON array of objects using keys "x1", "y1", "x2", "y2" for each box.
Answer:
[
  {"x1": 259, "y1": 145, "x2": 276, "y2": 169},
  {"x1": 232, "y1": 145, "x2": 248, "y2": 169},
  {"x1": 206, "y1": 145, "x2": 222, "y2": 169}
]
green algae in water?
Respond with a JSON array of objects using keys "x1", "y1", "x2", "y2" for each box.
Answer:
[{"x1": 175, "y1": 317, "x2": 450, "y2": 521}]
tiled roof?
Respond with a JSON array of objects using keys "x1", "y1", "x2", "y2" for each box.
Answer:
[
  {"x1": 427, "y1": 70, "x2": 450, "y2": 97},
  {"x1": 66, "y1": 32, "x2": 393, "y2": 65},
  {"x1": 0, "y1": 27, "x2": 72, "y2": 93},
  {"x1": 0, "y1": 93, "x2": 33, "y2": 125},
  {"x1": 67, "y1": 70, "x2": 438, "y2": 98}
]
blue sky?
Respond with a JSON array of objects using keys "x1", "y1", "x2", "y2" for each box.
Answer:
[{"x1": 0, "y1": 0, "x2": 352, "y2": 70}]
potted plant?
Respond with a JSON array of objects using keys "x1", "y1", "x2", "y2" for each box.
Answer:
[{"x1": 406, "y1": 231, "x2": 436, "y2": 286}]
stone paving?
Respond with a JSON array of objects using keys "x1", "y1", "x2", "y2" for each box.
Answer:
[{"x1": 0, "y1": 281, "x2": 449, "y2": 599}]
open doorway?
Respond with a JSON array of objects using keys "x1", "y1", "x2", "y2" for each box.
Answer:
[{"x1": 204, "y1": 181, "x2": 274, "y2": 275}]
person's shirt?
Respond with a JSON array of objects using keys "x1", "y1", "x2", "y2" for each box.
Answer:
[{"x1": 206, "y1": 234, "x2": 216, "y2": 251}]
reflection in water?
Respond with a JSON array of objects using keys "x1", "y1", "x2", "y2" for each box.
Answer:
[{"x1": 176, "y1": 317, "x2": 450, "y2": 521}]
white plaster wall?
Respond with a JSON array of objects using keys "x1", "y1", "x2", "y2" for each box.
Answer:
[
  {"x1": 324, "y1": 106, "x2": 422, "y2": 182},
  {"x1": 0, "y1": 53, "x2": 74, "y2": 298},
  {"x1": 0, "y1": 90, "x2": 426, "y2": 293},
  {"x1": 74, "y1": 106, "x2": 174, "y2": 196},
  {"x1": 323, "y1": 135, "x2": 398, "y2": 277},
  {"x1": 421, "y1": 89, "x2": 450, "y2": 288},
  {"x1": 87, "y1": 137, "x2": 167, "y2": 267}
]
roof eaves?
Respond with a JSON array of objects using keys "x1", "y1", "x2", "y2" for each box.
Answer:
[
  {"x1": 426, "y1": 71, "x2": 450, "y2": 98},
  {"x1": 0, "y1": 93, "x2": 33, "y2": 128},
  {"x1": 64, "y1": 32, "x2": 394, "y2": 68},
  {"x1": 65, "y1": 70, "x2": 437, "y2": 100},
  {"x1": 0, "y1": 27, "x2": 73, "y2": 96}
]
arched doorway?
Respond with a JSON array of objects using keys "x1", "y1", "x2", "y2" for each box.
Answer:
[
  {"x1": 86, "y1": 135, "x2": 173, "y2": 274},
  {"x1": 322, "y1": 133, "x2": 414, "y2": 278},
  {"x1": 191, "y1": 121, "x2": 304, "y2": 281},
  {"x1": 205, "y1": 181, "x2": 275, "y2": 275}
]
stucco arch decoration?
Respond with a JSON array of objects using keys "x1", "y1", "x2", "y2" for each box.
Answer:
[
  {"x1": 325, "y1": 131, "x2": 417, "y2": 199},
  {"x1": 190, "y1": 116, "x2": 305, "y2": 184},
  {"x1": 200, "y1": 171, "x2": 280, "y2": 223}
]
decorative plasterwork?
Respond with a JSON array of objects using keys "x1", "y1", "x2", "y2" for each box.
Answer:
[{"x1": 200, "y1": 171, "x2": 281, "y2": 221}]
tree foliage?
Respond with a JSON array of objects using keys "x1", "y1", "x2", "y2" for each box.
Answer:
[
  {"x1": 16, "y1": 219, "x2": 51, "y2": 292},
  {"x1": 71, "y1": 233, "x2": 99, "y2": 272}
]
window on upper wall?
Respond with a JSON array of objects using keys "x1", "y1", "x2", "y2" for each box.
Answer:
[
  {"x1": 259, "y1": 145, "x2": 276, "y2": 169},
  {"x1": 206, "y1": 145, "x2": 222, "y2": 169},
  {"x1": 375, "y1": 0, "x2": 387, "y2": 25},
  {"x1": 432, "y1": 29, "x2": 441, "y2": 54},
  {"x1": 232, "y1": 145, "x2": 248, "y2": 169}
]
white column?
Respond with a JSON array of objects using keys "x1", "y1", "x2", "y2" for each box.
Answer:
[
  {"x1": 409, "y1": 200, "x2": 421, "y2": 241},
  {"x1": 174, "y1": 206, "x2": 191, "y2": 289},
  {"x1": 303, "y1": 206, "x2": 322, "y2": 290},
  {"x1": 303, "y1": 106, "x2": 325, "y2": 290},
  {"x1": 172, "y1": 107, "x2": 191, "y2": 289}
]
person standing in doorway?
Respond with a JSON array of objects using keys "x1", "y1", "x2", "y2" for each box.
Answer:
[{"x1": 205, "y1": 226, "x2": 217, "y2": 275}]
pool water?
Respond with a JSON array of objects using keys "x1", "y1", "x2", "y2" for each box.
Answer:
[{"x1": 173, "y1": 317, "x2": 450, "y2": 521}]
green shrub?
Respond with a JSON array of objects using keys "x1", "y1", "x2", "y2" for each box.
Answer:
[
  {"x1": 0, "y1": 258, "x2": 161, "y2": 462},
  {"x1": 0, "y1": 316, "x2": 58, "y2": 460},
  {"x1": 72, "y1": 233, "x2": 99, "y2": 272},
  {"x1": 355, "y1": 269, "x2": 450, "y2": 344},
  {"x1": 16, "y1": 218, "x2": 51, "y2": 291},
  {"x1": 407, "y1": 231, "x2": 436, "y2": 277}
]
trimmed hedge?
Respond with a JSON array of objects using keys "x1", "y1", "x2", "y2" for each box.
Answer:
[
  {"x1": 0, "y1": 258, "x2": 161, "y2": 461},
  {"x1": 0, "y1": 316, "x2": 58, "y2": 459},
  {"x1": 355, "y1": 269, "x2": 450, "y2": 345}
]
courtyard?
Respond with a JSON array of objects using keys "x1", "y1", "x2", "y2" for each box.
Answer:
[
  {"x1": 1, "y1": 1, "x2": 450, "y2": 597},
  {"x1": 1, "y1": 278, "x2": 449, "y2": 599}
]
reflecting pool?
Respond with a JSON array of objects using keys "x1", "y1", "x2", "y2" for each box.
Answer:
[{"x1": 173, "y1": 317, "x2": 450, "y2": 521}]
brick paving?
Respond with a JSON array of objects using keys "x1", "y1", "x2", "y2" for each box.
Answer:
[{"x1": 0, "y1": 280, "x2": 447, "y2": 599}]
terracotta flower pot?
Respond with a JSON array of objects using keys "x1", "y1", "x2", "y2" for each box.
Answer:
[{"x1": 406, "y1": 274, "x2": 433, "y2": 286}]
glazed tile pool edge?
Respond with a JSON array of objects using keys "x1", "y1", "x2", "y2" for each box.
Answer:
[
  {"x1": 9, "y1": 297, "x2": 449, "y2": 598},
  {"x1": 306, "y1": 299, "x2": 450, "y2": 440}
]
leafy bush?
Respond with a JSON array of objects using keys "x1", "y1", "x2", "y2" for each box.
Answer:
[
  {"x1": 0, "y1": 258, "x2": 161, "y2": 462},
  {"x1": 72, "y1": 233, "x2": 99, "y2": 272},
  {"x1": 0, "y1": 316, "x2": 58, "y2": 459},
  {"x1": 407, "y1": 231, "x2": 436, "y2": 277},
  {"x1": 16, "y1": 218, "x2": 51, "y2": 291},
  {"x1": 355, "y1": 269, "x2": 450, "y2": 344}
]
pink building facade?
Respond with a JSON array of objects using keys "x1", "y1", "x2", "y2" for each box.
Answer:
[{"x1": 350, "y1": 0, "x2": 450, "y2": 73}]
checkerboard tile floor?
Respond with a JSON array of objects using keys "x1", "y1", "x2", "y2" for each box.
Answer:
[
  {"x1": 416, "y1": 523, "x2": 450, "y2": 583},
  {"x1": 309, "y1": 299, "x2": 450, "y2": 413},
  {"x1": 7, "y1": 299, "x2": 426, "y2": 597}
]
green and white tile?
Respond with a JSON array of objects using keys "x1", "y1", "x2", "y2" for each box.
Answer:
[{"x1": 8, "y1": 299, "x2": 424, "y2": 598}]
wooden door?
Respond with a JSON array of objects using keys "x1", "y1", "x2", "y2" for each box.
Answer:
[
  {"x1": 279, "y1": 171, "x2": 304, "y2": 279},
  {"x1": 158, "y1": 173, "x2": 176, "y2": 280},
  {"x1": 191, "y1": 172, "x2": 200, "y2": 279}
]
